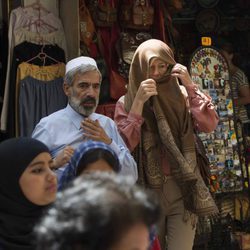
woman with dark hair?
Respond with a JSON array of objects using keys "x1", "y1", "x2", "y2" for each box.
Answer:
[
  {"x1": 58, "y1": 140, "x2": 120, "y2": 190},
  {"x1": 0, "y1": 137, "x2": 57, "y2": 250}
]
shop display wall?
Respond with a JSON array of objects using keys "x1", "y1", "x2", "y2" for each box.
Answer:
[{"x1": 190, "y1": 46, "x2": 246, "y2": 194}]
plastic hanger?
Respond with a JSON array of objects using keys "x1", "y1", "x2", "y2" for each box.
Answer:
[
  {"x1": 25, "y1": 44, "x2": 61, "y2": 66},
  {"x1": 24, "y1": 0, "x2": 50, "y2": 14},
  {"x1": 23, "y1": 0, "x2": 58, "y2": 33}
]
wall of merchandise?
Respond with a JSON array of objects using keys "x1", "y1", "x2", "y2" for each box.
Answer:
[{"x1": 190, "y1": 46, "x2": 248, "y2": 194}]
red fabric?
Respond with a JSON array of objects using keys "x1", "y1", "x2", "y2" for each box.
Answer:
[
  {"x1": 98, "y1": 25, "x2": 126, "y2": 100},
  {"x1": 109, "y1": 70, "x2": 127, "y2": 100},
  {"x1": 88, "y1": 42, "x2": 99, "y2": 58},
  {"x1": 152, "y1": 0, "x2": 166, "y2": 42},
  {"x1": 150, "y1": 237, "x2": 161, "y2": 250},
  {"x1": 97, "y1": 28, "x2": 112, "y2": 65},
  {"x1": 96, "y1": 103, "x2": 116, "y2": 119},
  {"x1": 109, "y1": 25, "x2": 127, "y2": 100}
]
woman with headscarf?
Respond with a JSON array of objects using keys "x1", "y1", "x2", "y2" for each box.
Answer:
[
  {"x1": 58, "y1": 140, "x2": 120, "y2": 191},
  {"x1": 114, "y1": 39, "x2": 219, "y2": 250},
  {"x1": 58, "y1": 140, "x2": 160, "y2": 250},
  {"x1": 0, "y1": 137, "x2": 57, "y2": 250}
]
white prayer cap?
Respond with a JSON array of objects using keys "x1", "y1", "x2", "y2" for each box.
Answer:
[{"x1": 65, "y1": 56, "x2": 98, "y2": 74}]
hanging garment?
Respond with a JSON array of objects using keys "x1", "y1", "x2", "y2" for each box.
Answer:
[
  {"x1": 15, "y1": 62, "x2": 66, "y2": 137},
  {"x1": 18, "y1": 76, "x2": 67, "y2": 137},
  {"x1": 7, "y1": 41, "x2": 66, "y2": 137},
  {"x1": 1, "y1": 6, "x2": 67, "y2": 132}
]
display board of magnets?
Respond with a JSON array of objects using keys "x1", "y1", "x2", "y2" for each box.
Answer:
[{"x1": 189, "y1": 46, "x2": 243, "y2": 193}]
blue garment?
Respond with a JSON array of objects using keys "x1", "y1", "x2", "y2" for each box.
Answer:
[
  {"x1": 58, "y1": 140, "x2": 120, "y2": 190},
  {"x1": 32, "y1": 104, "x2": 138, "y2": 182}
]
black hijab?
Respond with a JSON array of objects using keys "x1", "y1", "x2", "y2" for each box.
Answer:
[{"x1": 0, "y1": 137, "x2": 50, "y2": 250}]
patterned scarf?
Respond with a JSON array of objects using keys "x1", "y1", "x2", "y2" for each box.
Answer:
[{"x1": 124, "y1": 39, "x2": 218, "y2": 216}]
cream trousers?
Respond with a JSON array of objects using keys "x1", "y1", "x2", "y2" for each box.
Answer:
[{"x1": 154, "y1": 177, "x2": 197, "y2": 250}]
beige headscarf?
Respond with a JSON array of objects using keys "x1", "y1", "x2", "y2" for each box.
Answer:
[{"x1": 124, "y1": 39, "x2": 218, "y2": 216}]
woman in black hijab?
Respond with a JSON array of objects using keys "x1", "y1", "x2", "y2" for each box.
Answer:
[{"x1": 0, "y1": 137, "x2": 57, "y2": 250}]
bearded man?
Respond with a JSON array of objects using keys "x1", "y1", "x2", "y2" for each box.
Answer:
[{"x1": 32, "y1": 57, "x2": 137, "y2": 182}]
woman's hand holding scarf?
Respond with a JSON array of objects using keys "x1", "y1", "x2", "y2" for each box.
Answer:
[
  {"x1": 171, "y1": 63, "x2": 194, "y2": 88},
  {"x1": 131, "y1": 79, "x2": 158, "y2": 115}
]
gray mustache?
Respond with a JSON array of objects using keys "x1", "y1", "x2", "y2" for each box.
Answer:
[{"x1": 81, "y1": 97, "x2": 96, "y2": 105}]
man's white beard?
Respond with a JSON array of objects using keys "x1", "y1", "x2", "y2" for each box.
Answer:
[{"x1": 69, "y1": 96, "x2": 98, "y2": 116}]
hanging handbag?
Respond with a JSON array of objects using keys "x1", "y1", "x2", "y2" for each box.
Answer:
[
  {"x1": 95, "y1": 0, "x2": 117, "y2": 27},
  {"x1": 120, "y1": 31, "x2": 152, "y2": 64},
  {"x1": 120, "y1": 1, "x2": 133, "y2": 27},
  {"x1": 132, "y1": 0, "x2": 154, "y2": 29}
]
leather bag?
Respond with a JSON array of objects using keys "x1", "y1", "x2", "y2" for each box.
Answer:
[
  {"x1": 132, "y1": 0, "x2": 154, "y2": 29},
  {"x1": 120, "y1": 31, "x2": 152, "y2": 64},
  {"x1": 95, "y1": 0, "x2": 117, "y2": 27}
]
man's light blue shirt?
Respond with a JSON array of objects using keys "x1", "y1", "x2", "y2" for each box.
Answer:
[{"x1": 32, "y1": 104, "x2": 138, "y2": 182}]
